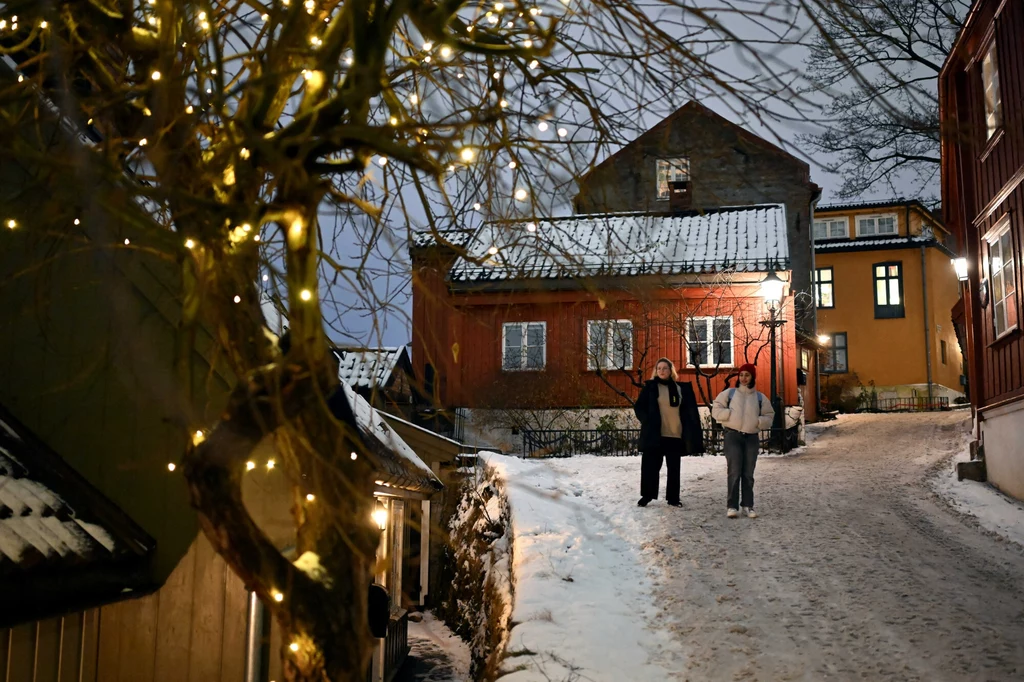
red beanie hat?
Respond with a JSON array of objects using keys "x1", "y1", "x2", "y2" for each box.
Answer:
[{"x1": 738, "y1": 363, "x2": 757, "y2": 383}]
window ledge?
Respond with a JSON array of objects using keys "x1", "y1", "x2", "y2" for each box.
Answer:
[
  {"x1": 980, "y1": 128, "x2": 1005, "y2": 163},
  {"x1": 989, "y1": 325, "x2": 1020, "y2": 347},
  {"x1": 502, "y1": 367, "x2": 546, "y2": 372}
]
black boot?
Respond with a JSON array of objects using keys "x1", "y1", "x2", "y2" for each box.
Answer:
[{"x1": 637, "y1": 497, "x2": 652, "y2": 507}]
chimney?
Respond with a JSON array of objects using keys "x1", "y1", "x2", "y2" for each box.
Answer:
[{"x1": 668, "y1": 179, "x2": 691, "y2": 212}]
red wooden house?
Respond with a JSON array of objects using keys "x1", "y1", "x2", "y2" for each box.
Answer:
[
  {"x1": 940, "y1": 0, "x2": 1024, "y2": 500},
  {"x1": 410, "y1": 205, "x2": 802, "y2": 445}
]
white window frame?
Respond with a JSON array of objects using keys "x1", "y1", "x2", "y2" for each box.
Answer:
[
  {"x1": 655, "y1": 158, "x2": 690, "y2": 201},
  {"x1": 823, "y1": 332, "x2": 848, "y2": 373},
  {"x1": 856, "y1": 213, "x2": 898, "y2": 237},
  {"x1": 813, "y1": 217, "x2": 849, "y2": 241},
  {"x1": 987, "y1": 218, "x2": 1016, "y2": 338},
  {"x1": 982, "y1": 40, "x2": 1003, "y2": 141},
  {"x1": 814, "y1": 266, "x2": 835, "y2": 309},
  {"x1": 502, "y1": 321, "x2": 547, "y2": 371},
  {"x1": 586, "y1": 319, "x2": 634, "y2": 370},
  {"x1": 686, "y1": 316, "x2": 734, "y2": 368}
]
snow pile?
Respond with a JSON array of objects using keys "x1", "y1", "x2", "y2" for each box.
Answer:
[
  {"x1": 930, "y1": 420, "x2": 1024, "y2": 549},
  {"x1": 437, "y1": 462, "x2": 514, "y2": 680},
  {"x1": 487, "y1": 453, "x2": 689, "y2": 681}
]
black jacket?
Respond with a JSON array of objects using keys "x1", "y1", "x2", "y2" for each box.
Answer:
[{"x1": 634, "y1": 380, "x2": 705, "y2": 455}]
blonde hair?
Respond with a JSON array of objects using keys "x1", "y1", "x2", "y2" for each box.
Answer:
[{"x1": 650, "y1": 357, "x2": 678, "y2": 381}]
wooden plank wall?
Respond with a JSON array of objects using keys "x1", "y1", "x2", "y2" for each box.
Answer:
[{"x1": 0, "y1": 535, "x2": 248, "y2": 682}]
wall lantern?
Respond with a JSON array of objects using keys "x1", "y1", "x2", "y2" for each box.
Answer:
[
  {"x1": 759, "y1": 271, "x2": 785, "y2": 307},
  {"x1": 951, "y1": 257, "x2": 969, "y2": 282},
  {"x1": 371, "y1": 498, "x2": 388, "y2": 531},
  {"x1": 817, "y1": 334, "x2": 830, "y2": 345}
]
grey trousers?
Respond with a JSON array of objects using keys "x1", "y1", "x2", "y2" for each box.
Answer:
[{"x1": 724, "y1": 429, "x2": 759, "y2": 509}]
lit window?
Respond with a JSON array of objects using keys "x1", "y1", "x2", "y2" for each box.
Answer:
[
  {"x1": 656, "y1": 158, "x2": 690, "y2": 201},
  {"x1": 813, "y1": 218, "x2": 848, "y2": 241},
  {"x1": 873, "y1": 262, "x2": 905, "y2": 319},
  {"x1": 814, "y1": 267, "x2": 835, "y2": 309},
  {"x1": 982, "y1": 41, "x2": 1003, "y2": 141},
  {"x1": 502, "y1": 322, "x2": 547, "y2": 370},
  {"x1": 687, "y1": 317, "x2": 733, "y2": 367},
  {"x1": 988, "y1": 220, "x2": 1016, "y2": 337},
  {"x1": 587, "y1": 320, "x2": 633, "y2": 370},
  {"x1": 857, "y1": 214, "x2": 897, "y2": 237},
  {"x1": 823, "y1": 333, "x2": 848, "y2": 373}
]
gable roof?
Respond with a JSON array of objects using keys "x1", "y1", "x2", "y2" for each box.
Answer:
[
  {"x1": 446, "y1": 204, "x2": 789, "y2": 283},
  {"x1": 815, "y1": 198, "x2": 944, "y2": 226},
  {"x1": 582, "y1": 101, "x2": 809, "y2": 183},
  {"x1": 0, "y1": 407, "x2": 155, "y2": 626},
  {"x1": 334, "y1": 347, "x2": 411, "y2": 391}
]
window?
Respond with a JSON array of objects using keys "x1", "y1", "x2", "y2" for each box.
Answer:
[
  {"x1": 982, "y1": 41, "x2": 1003, "y2": 140},
  {"x1": 502, "y1": 322, "x2": 547, "y2": 370},
  {"x1": 813, "y1": 218, "x2": 849, "y2": 241},
  {"x1": 857, "y1": 214, "x2": 898, "y2": 237},
  {"x1": 988, "y1": 220, "x2": 1017, "y2": 337},
  {"x1": 873, "y1": 261, "x2": 905, "y2": 319},
  {"x1": 823, "y1": 333, "x2": 848, "y2": 373},
  {"x1": 687, "y1": 317, "x2": 733, "y2": 367},
  {"x1": 814, "y1": 267, "x2": 835, "y2": 308},
  {"x1": 587, "y1": 320, "x2": 633, "y2": 370},
  {"x1": 800, "y1": 348, "x2": 811, "y2": 370},
  {"x1": 940, "y1": 340, "x2": 947, "y2": 365},
  {"x1": 656, "y1": 158, "x2": 690, "y2": 201}
]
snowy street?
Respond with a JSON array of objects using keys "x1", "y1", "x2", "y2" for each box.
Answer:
[{"x1": 489, "y1": 412, "x2": 1024, "y2": 681}]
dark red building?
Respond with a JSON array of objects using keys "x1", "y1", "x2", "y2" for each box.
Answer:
[{"x1": 941, "y1": 0, "x2": 1024, "y2": 499}]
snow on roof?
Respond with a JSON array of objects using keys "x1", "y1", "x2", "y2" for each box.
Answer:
[
  {"x1": 0, "y1": 423, "x2": 128, "y2": 573},
  {"x1": 412, "y1": 229, "x2": 474, "y2": 249},
  {"x1": 335, "y1": 347, "x2": 406, "y2": 390},
  {"x1": 814, "y1": 235, "x2": 941, "y2": 251},
  {"x1": 341, "y1": 383, "x2": 441, "y2": 493},
  {"x1": 446, "y1": 205, "x2": 789, "y2": 283}
]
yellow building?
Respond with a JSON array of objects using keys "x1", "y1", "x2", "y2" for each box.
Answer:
[{"x1": 813, "y1": 200, "x2": 965, "y2": 407}]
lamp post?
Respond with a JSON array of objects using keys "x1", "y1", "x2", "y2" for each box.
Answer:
[{"x1": 759, "y1": 271, "x2": 787, "y2": 451}]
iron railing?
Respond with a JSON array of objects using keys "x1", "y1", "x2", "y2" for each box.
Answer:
[
  {"x1": 863, "y1": 397, "x2": 950, "y2": 412},
  {"x1": 520, "y1": 426, "x2": 797, "y2": 458}
]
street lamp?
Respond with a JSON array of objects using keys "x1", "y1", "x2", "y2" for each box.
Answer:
[
  {"x1": 372, "y1": 498, "x2": 388, "y2": 531},
  {"x1": 759, "y1": 271, "x2": 787, "y2": 451},
  {"x1": 951, "y1": 257, "x2": 969, "y2": 282}
]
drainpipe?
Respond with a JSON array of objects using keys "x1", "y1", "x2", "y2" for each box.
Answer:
[
  {"x1": 917, "y1": 201, "x2": 934, "y2": 406},
  {"x1": 810, "y1": 196, "x2": 822, "y2": 417}
]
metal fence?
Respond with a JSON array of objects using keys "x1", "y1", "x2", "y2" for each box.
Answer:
[
  {"x1": 520, "y1": 426, "x2": 797, "y2": 458},
  {"x1": 863, "y1": 397, "x2": 950, "y2": 412}
]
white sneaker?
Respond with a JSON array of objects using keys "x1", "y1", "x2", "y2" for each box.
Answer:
[
  {"x1": 727, "y1": 508, "x2": 738, "y2": 518},
  {"x1": 743, "y1": 507, "x2": 758, "y2": 519}
]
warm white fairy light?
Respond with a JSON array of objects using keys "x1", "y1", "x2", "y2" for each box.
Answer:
[
  {"x1": 377, "y1": 156, "x2": 388, "y2": 166},
  {"x1": 306, "y1": 493, "x2": 315, "y2": 502},
  {"x1": 310, "y1": 36, "x2": 322, "y2": 47},
  {"x1": 514, "y1": 188, "x2": 528, "y2": 201},
  {"x1": 266, "y1": 459, "x2": 275, "y2": 470},
  {"x1": 240, "y1": 148, "x2": 250, "y2": 159},
  {"x1": 185, "y1": 105, "x2": 194, "y2": 114},
  {"x1": 0, "y1": 20, "x2": 6, "y2": 30},
  {"x1": 389, "y1": 116, "x2": 398, "y2": 126},
  {"x1": 148, "y1": 16, "x2": 158, "y2": 26},
  {"x1": 272, "y1": 590, "x2": 284, "y2": 602},
  {"x1": 350, "y1": 451, "x2": 358, "y2": 460},
  {"x1": 460, "y1": 147, "x2": 476, "y2": 162},
  {"x1": 492, "y1": 71, "x2": 501, "y2": 80},
  {"x1": 151, "y1": 70, "x2": 162, "y2": 81},
  {"x1": 423, "y1": 55, "x2": 431, "y2": 63},
  {"x1": 524, "y1": 40, "x2": 533, "y2": 48},
  {"x1": 124, "y1": 238, "x2": 131, "y2": 245},
  {"x1": 167, "y1": 462, "x2": 176, "y2": 471},
  {"x1": 299, "y1": 289, "x2": 312, "y2": 301},
  {"x1": 253, "y1": 235, "x2": 261, "y2": 242},
  {"x1": 409, "y1": 93, "x2": 419, "y2": 105},
  {"x1": 262, "y1": 274, "x2": 269, "y2": 282},
  {"x1": 487, "y1": 246, "x2": 499, "y2": 255},
  {"x1": 233, "y1": 295, "x2": 241, "y2": 303},
  {"x1": 558, "y1": 127, "x2": 568, "y2": 137},
  {"x1": 527, "y1": 222, "x2": 537, "y2": 232},
  {"x1": 495, "y1": 2, "x2": 505, "y2": 10},
  {"x1": 531, "y1": 7, "x2": 542, "y2": 15},
  {"x1": 304, "y1": 0, "x2": 315, "y2": 13},
  {"x1": 508, "y1": 160, "x2": 517, "y2": 169},
  {"x1": 39, "y1": 20, "x2": 48, "y2": 29},
  {"x1": 487, "y1": 14, "x2": 498, "y2": 24},
  {"x1": 73, "y1": 218, "x2": 80, "y2": 225},
  {"x1": 185, "y1": 238, "x2": 195, "y2": 249},
  {"x1": 345, "y1": 56, "x2": 354, "y2": 65},
  {"x1": 6, "y1": 219, "x2": 16, "y2": 229},
  {"x1": 499, "y1": 99, "x2": 508, "y2": 108},
  {"x1": 246, "y1": 461, "x2": 256, "y2": 470},
  {"x1": 422, "y1": 41, "x2": 433, "y2": 50},
  {"x1": 538, "y1": 121, "x2": 549, "y2": 132},
  {"x1": 473, "y1": 203, "x2": 481, "y2": 210},
  {"x1": 440, "y1": 45, "x2": 452, "y2": 59},
  {"x1": 139, "y1": 138, "x2": 148, "y2": 146},
  {"x1": 143, "y1": 107, "x2": 152, "y2": 117},
  {"x1": 261, "y1": 13, "x2": 269, "y2": 21},
  {"x1": 529, "y1": 59, "x2": 539, "y2": 69},
  {"x1": 289, "y1": 643, "x2": 299, "y2": 653},
  {"x1": 17, "y1": 75, "x2": 24, "y2": 83}
]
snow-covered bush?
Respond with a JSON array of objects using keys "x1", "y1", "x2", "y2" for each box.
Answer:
[{"x1": 436, "y1": 460, "x2": 514, "y2": 681}]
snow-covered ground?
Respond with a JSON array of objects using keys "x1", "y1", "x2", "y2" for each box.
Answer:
[
  {"x1": 929, "y1": 418, "x2": 1024, "y2": 549},
  {"x1": 482, "y1": 412, "x2": 1024, "y2": 681},
  {"x1": 397, "y1": 612, "x2": 472, "y2": 682}
]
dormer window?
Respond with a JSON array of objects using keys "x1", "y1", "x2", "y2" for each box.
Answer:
[
  {"x1": 857, "y1": 214, "x2": 897, "y2": 237},
  {"x1": 813, "y1": 218, "x2": 849, "y2": 241},
  {"x1": 656, "y1": 158, "x2": 690, "y2": 201}
]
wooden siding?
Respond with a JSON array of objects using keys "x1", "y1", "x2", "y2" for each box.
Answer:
[
  {"x1": 413, "y1": 277, "x2": 800, "y2": 411},
  {"x1": 0, "y1": 535, "x2": 248, "y2": 682},
  {"x1": 941, "y1": 0, "x2": 1024, "y2": 408}
]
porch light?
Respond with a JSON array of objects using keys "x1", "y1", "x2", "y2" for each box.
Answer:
[
  {"x1": 817, "y1": 334, "x2": 830, "y2": 345},
  {"x1": 952, "y1": 257, "x2": 969, "y2": 281},
  {"x1": 372, "y1": 499, "x2": 388, "y2": 530},
  {"x1": 760, "y1": 271, "x2": 785, "y2": 306}
]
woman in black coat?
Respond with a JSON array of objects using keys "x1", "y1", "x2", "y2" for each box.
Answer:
[{"x1": 633, "y1": 357, "x2": 705, "y2": 507}]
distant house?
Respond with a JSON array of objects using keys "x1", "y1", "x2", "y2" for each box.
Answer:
[
  {"x1": 334, "y1": 346, "x2": 415, "y2": 419},
  {"x1": 940, "y1": 0, "x2": 1024, "y2": 500},
  {"x1": 813, "y1": 199, "x2": 965, "y2": 406},
  {"x1": 573, "y1": 100, "x2": 821, "y2": 318},
  {"x1": 410, "y1": 205, "x2": 802, "y2": 448}
]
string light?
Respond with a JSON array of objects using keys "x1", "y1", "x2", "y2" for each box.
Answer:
[
  {"x1": 124, "y1": 238, "x2": 131, "y2": 245},
  {"x1": 529, "y1": 59, "x2": 539, "y2": 69},
  {"x1": 233, "y1": 295, "x2": 241, "y2": 303},
  {"x1": 304, "y1": 0, "x2": 315, "y2": 13},
  {"x1": 289, "y1": 643, "x2": 299, "y2": 653},
  {"x1": 167, "y1": 463, "x2": 176, "y2": 471},
  {"x1": 558, "y1": 128, "x2": 568, "y2": 137},
  {"x1": 151, "y1": 70, "x2": 162, "y2": 81},
  {"x1": 487, "y1": 246, "x2": 499, "y2": 255},
  {"x1": 409, "y1": 93, "x2": 419, "y2": 105},
  {"x1": 139, "y1": 138, "x2": 148, "y2": 146},
  {"x1": 266, "y1": 459, "x2": 276, "y2": 470},
  {"x1": 39, "y1": 20, "x2": 48, "y2": 29},
  {"x1": 377, "y1": 156, "x2": 388, "y2": 166},
  {"x1": 422, "y1": 41, "x2": 433, "y2": 50},
  {"x1": 440, "y1": 46, "x2": 452, "y2": 59},
  {"x1": 508, "y1": 161, "x2": 517, "y2": 169},
  {"x1": 495, "y1": 2, "x2": 505, "y2": 10},
  {"x1": 389, "y1": 116, "x2": 398, "y2": 126},
  {"x1": 6, "y1": 219, "x2": 16, "y2": 229},
  {"x1": 272, "y1": 590, "x2": 284, "y2": 602},
  {"x1": 73, "y1": 219, "x2": 80, "y2": 225},
  {"x1": 306, "y1": 493, "x2": 315, "y2": 502},
  {"x1": 524, "y1": 40, "x2": 533, "y2": 48},
  {"x1": 531, "y1": 7, "x2": 542, "y2": 15},
  {"x1": 487, "y1": 14, "x2": 498, "y2": 24},
  {"x1": 345, "y1": 56, "x2": 354, "y2": 65},
  {"x1": 17, "y1": 75, "x2": 24, "y2": 83},
  {"x1": 350, "y1": 451, "x2": 358, "y2": 460},
  {"x1": 460, "y1": 147, "x2": 476, "y2": 162},
  {"x1": 473, "y1": 203, "x2": 481, "y2": 210},
  {"x1": 192, "y1": 430, "x2": 206, "y2": 446},
  {"x1": 538, "y1": 121, "x2": 549, "y2": 132},
  {"x1": 514, "y1": 188, "x2": 528, "y2": 201},
  {"x1": 240, "y1": 148, "x2": 250, "y2": 159},
  {"x1": 261, "y1": 13, "x2": 269, "y2": 21},
  {"x1": 262, "y1": 274, "x2": 269, "y2": 282},
  {"x1": 499, "y1": 99, "x2": 508, "y2": 108},
  {"x1": 246, "y1": 461, "x2": 256, "y2": 470},
  {"x1": 299, "y1": 289, "x2": 312, "y2": 301},
  {"x1": 527, "y1": 222, "x2": 537, "y2": 232},
  {"x1": 185, "y1": 105, "x2": 194, "y2": 114},
  {"x1": 185, "y1": 238, "x2": 196, "y2": 249}
]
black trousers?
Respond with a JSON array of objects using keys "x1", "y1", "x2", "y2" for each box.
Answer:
[
  {"x1": 725, "y1": 429, "x2": 759, "y2": 509},
  {"x1": 640, "y1": 436, "x2": 683, "y2": 504}
]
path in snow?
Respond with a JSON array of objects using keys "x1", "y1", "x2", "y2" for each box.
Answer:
[
  {"x1": 394, "y1": 612, "x2": 471, "y2": 682},
  {"x1": 539, "y1": 412, "x2": 1024, "y2": 681}
]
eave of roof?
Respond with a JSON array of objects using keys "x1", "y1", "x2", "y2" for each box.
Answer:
[{"x1": 814, "y1": 235, "x2": 956, "y2": 258}]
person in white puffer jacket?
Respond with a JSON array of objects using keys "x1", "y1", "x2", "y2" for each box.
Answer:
[{"x1": 711, "y1": 362, "x2": 774, "y2": 519}]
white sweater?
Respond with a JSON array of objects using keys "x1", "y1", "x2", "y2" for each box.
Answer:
[{"x1": 711, "y1": 385, "x2": 774, "y2": 434}]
